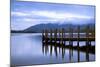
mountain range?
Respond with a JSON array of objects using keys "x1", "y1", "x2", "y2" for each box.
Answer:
[{"x1": 11, "y1": 23, "x2": 95, "y2": 33}]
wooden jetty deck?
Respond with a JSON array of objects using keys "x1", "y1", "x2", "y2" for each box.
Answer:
[
  {"x1": 42, "y1": 26, "x2": 95, "y2": 42},
  {"x1": 43, "y1": 37, "x2": 95, "y2": 41}
]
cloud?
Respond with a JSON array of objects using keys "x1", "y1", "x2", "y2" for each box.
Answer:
[
  {"x1": 11, "y1": 12, "x2": 30, "y2": 16},
  {"x1": 22, "y1": 18, "x2": 58, "y2": 22},
  {"x1": 11, "y1": 10, "x2": 94, "y2": 25},
  {"x1": 13, "y1": 18, "x2": 58, "y2": 23},
  {"x1": 31, "y1": 10, "x2": 93, "y2": 20},
  {"x1": 11, "y1": 10, "x2": 94, "y2": 30},
  {"x1": 12, "y1": 10, "x2": 93, "y2": 20}
]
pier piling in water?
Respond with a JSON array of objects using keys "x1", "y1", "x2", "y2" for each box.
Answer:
[
  {"x1": 86, "y1": 25, "x2": 90, "y2": 61},
  {"x1": 77, "y1": 25, "x2": 80, "y2": 62}
]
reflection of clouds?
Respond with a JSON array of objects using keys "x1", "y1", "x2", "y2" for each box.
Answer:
[
  {"x1": 11, "y1": 34, "x2": 43, "y2": 57},
  {"x1": 16, "y1": 43, "x2": 32, "y2": 55},
  {"x1": 11, "y1": 34, "x2": 95, "y2": 65}
]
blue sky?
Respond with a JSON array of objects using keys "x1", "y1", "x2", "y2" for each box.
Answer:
[{"x1": 11, "y1": 0, "x2": 95, "y2": 30}]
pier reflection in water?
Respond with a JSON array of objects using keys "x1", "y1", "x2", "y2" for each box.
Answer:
[
  {"x1": 11, "y1": 33, "x2": 95, "y2": 66},
  {"x1": 42, "y1": 41, "x2": 95, "y2": 62}
]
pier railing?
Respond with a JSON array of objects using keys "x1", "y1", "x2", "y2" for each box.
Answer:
[{"x1": 42, "y1": 25, "x2": 95, "y2": 43}]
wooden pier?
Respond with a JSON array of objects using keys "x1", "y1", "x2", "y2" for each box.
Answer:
[
  {"x1": 42, "y1": 26, "x2": 95, "y2": 42},
  {"x1": 42, "y1": 25, "x2": 95, "y2": 62}
]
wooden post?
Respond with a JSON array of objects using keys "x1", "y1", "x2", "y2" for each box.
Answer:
[
  {"x1": 42, "y1": 29, "x2": 44, "y2": 42},
  {"x1": 42, "y1": 30, "x2": 45, "y2": 54},
  {"x1": 61, "y1": 28, "x2": 64, "y2": 45},
  {"x1": 42, "y1": 30, "x2": 44, "y2": 37},
  {"x1": 63, "y1": 29, "x2": 65, "y2": 54},
  {"x1": 59, "y1": 29, "x2": 61, "y2": 53},
  {"x1": 71, "y1": 27, "x2": 73, "y2": 56},
  {"x1": 69, "y1": 26, "x2": 71, "y2": 46},
  {"x1": 63, "y1": 28, "x2": 66, "y2": 45},
  {"x1": 89, "y1": 25, "x2": 91, "y2": 47},
  {"x1": 44, "y1": 30, "x2": 47, "y2": 43},
  {"x1": 59, "y1": 29, "x2": 61, "y2": 44},
  {"x1": 50, "y1": 29, "x2": 52, "y2": 43},
  {"x1": 69, "y1": 26, "x2": 73, "y2": 60},
  {"x1": 54, "y1": 29, "x2": 57, "y2": 45},
  {"x1": 77, "y1": 25, "x2": 80, "y2": 62},
  {"x1": 69, "y1": 26, "x2": 72, "y2": 62},
  {"x1": 86, "y1": 25, "x2": 89, "y2": 61}
]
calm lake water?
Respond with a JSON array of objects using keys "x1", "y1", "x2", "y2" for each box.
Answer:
[{"x1": 11, "y1": 33, "x2": 95, "y2": 66}]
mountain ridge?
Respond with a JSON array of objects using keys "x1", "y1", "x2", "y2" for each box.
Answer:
[{"x1": 11, "y1": 23, "x2": 95, "y2": 33}]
